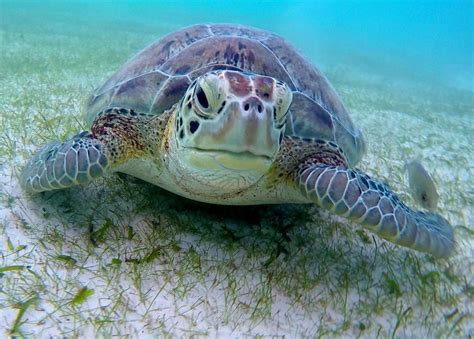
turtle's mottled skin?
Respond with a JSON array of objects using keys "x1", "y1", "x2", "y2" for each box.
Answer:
[{"x1": 21, "y1": 24, "x2": 454, "y2": 258}]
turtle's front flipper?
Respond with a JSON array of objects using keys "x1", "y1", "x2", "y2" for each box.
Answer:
[
  {"x1": 20, "y1": 132, "x2": 110, "y2": 193},
  {"x1": 20, "y1": 108, "x2": 167, "y2": 194},
  {"x1": 297, "y1": 164, "x2": 454, "y2": 258}
]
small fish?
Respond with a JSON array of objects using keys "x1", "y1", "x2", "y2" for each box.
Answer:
[{"x1": 405, "y1": 159, "x2": 439, "y2": 211}]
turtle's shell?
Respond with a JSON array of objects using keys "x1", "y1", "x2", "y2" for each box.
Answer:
[{"x1": 86, "y1": 24, "x2": 365, "y2": 165}]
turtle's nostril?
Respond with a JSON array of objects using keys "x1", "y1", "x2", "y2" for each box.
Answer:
[{"x1": 242, "y1": 97, "x2": 264, "y2": 114}]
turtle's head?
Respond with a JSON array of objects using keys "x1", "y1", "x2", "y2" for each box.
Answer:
[{"x1": 171, "y1": 70, "x2": 292, "y2": 193}]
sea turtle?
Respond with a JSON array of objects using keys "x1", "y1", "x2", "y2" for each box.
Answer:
[{"x1": 20, "y1": 24, "x2": 454, "y2": 258}]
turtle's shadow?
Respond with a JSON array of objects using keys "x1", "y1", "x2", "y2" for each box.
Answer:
[
  {"x1": 33, "y1": 174, "x2": 313, "y2": 245},
  {"x1": 24, "y1": 174, "x2": 411, "y2": 295}
]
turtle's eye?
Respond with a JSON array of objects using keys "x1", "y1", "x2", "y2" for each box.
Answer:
[
  {"x1": 195, "y1": 85, "x2": 209, "y2": 109},
  {"x1": 192, "y1": 74, "x2": 223, "y2": 117},
  {"x1": 193, "y1": 84, "x2": 213, "y2": 116}
]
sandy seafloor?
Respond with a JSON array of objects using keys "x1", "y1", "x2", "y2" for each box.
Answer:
[{"x1": 0, "y1": 1, "x2": 473, "y2": 337}]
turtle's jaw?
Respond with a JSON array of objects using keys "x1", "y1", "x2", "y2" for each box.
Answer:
[
  {"x1": 183, "y1": 147, "x2": 273, "y2": 173},
  {"x1": 165, "y1": 142, "x2": 273, "y2": 196}
]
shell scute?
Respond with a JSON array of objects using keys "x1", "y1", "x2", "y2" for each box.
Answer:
[
  {"x1": 119, "y1": 25, "x2": 208, "y2": 79},
  {"x1": 290, "y1": 93, "x2": 334, "y2": 141},
  {"x1": 149, "y1": 76, "x2": 191, "y2": 114},
  {"x1": 210, "y1": 24, "x2": 270, "y2": 40},
  {"x1": 112, "y1": 71, "x2": 168, "y2": 114},
  {"x1": 160, "y1": 36, "x2": 293, "y2": 87},
  {"x1": 262, "y1": 34, "x2": 355, "y2": 131}
]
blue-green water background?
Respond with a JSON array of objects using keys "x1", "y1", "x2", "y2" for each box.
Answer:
[{"x1": 1, "y1": 0, "x2": 472, "y2": 93}]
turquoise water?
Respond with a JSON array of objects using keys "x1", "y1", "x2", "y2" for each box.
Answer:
[{"x1": 2, "y1": 0, "x2": 473, "y2": 91}]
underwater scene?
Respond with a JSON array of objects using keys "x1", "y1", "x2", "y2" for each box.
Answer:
[{"x1": 0, "y1": 0, "x2": 472, "y2": 336}]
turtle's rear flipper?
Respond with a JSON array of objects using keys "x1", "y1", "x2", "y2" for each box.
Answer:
[
  {"x1": 20, "y1": 132, "x2": 109, "y2": 193},
  {"x1": 297, "y1": 164, "x2": 455, "y2": 258}
]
